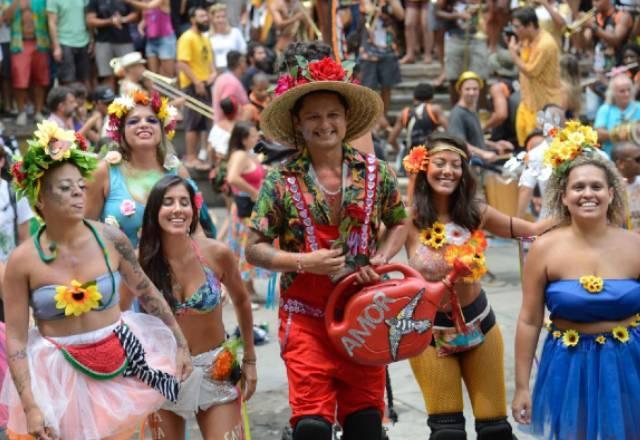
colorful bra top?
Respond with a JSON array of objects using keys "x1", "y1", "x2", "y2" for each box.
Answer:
[
  {"x1": 174, "y1": 242, "x2": 222, "y2": 316},
  {"x1": 408, "y1": 222, "x2": 488, "y2": 283},
  {"x1": 546, "y1": 278, "x2": 640, "y2": 323},
  {"x1": 30, "y1": 272, "x2": 122, "y2": 321},
  {"x1": 31, "y1": 220, "x2": 120, "y2": 321}
]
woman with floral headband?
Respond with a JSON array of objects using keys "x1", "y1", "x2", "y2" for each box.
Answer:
[
  {"x1": 85, "y1": 89, "x2": 214, "y2": 249},
  {"x1": 402, "y1": 132, "x2": 551, "y2": 439},
  {"x1": 512, "y1": 122, "x2": 640, "y2": 439},
  {"x1": 0, "y1": 123, "x2": 192, "y2": 439},
  {"x1": 246, "y1": 56, "x2": 407, "y2": 440},
  {"x1": 122, "y1": 174, "x2": 256, "y2": 439}
]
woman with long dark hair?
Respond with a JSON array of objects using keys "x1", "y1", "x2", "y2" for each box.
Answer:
[
  {"x1": 125, "y1": 175, "x2": 257, "y2": 439},
  {"x1": 226, "y1": 121, "x2": 271, "y2": 303},
  {"x1": 403, "y1": 132, "x2": 549, "y2": 439}
]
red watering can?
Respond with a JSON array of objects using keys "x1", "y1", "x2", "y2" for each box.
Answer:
[{"x1": 324, "y1": 261, "x2": 471, "y2": 366}]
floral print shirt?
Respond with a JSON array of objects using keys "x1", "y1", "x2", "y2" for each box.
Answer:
[{"x1": 250, "y1": 144, "x2": 407, "y2": 292}]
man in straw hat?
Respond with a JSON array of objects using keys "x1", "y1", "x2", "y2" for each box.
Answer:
[
  {"x1": 110, "y1": 51, "x2": 148, "y2": 96},
  {"x1": 246, "y1": 56, "x2": 407, "y2": 439}
]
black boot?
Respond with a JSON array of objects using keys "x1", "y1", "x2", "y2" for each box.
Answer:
[
  {"x1": 427, "y1": 413, "x2": 466, "y2": 439},
  {"x1": 292, "y1": 416, "x2": 332, "y2": 440},
  {"x1": 475, "y1": 417, "x2": 517, "y2": 440},
  {"x1": 342, "y1": 408, "x2": 382, "y2": 440}
]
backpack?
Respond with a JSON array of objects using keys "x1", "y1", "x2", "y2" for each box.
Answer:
[{"x1": 405, "y1": 103, "x2": 436, "y2": 148}]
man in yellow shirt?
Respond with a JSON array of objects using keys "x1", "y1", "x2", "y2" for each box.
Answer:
[
  {"x1": 508, "y1": 6, "x2": 563, "y2": 147},
  {"x1": 177, "y1": 6, "x2": 217, "y2": 168}
]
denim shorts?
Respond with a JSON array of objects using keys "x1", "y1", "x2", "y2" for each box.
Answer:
[{"x1": 145, "y1": 34, "x2": 176, "y2": 60}]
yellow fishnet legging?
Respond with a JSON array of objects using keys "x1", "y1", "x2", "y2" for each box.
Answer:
[{"x1": 409, "y1": 325, "x2": 507, "y2": 419}]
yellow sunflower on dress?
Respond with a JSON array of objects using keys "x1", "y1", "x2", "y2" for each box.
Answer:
[
  {"x1": 562, "y1": 329, "x2": 580, "y2": 347},
  {"x1": 54, "y1": 280, "x2": 103, "y2": 317},
  {"x1": 595, "y1": 335, "x2": 607, "y2": 345},
  {"x1": 612, "y1": 326, "x2": 630, "y2": 343},
  {"x1": 579, "y1": 275, "x2": 603, "y2": 293}
]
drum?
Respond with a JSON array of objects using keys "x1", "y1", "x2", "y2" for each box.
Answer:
[{"x1": 324, "y1": 262, "x2": 471, "y2": 366}]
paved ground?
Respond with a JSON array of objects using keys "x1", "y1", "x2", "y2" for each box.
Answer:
[{"x1": 166, "y1": 222, "x2": 541, "y2": 440}]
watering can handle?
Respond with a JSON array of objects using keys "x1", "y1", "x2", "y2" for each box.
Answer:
[{"x1": 324, "y1": 263, "x2": 424, "y2": 327}]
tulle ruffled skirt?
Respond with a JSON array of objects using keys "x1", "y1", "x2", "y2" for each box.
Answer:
[
  {"x1": 0, "y1": 312, "x2": 177, "y2": 440},
  {"x1": 528, "y1": 326, "x2": 640, "y2": 440}
]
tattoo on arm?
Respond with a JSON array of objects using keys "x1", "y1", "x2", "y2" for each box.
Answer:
[{"x1": 8, "y1": 349, "x2": 26, "y2": 362}]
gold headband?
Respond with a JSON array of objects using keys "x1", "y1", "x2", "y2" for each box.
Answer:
[{"x1": 429, "y1": 144, "x2": 468, "y2": 159}]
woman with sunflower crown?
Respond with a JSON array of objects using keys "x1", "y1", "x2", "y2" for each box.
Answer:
[
  {"x1": 513, "y1": 121, "x2": 640, "y2": 438},
  {"x1": 0, "y1": 123, "x2": 192, "y2": 439},
  {"x1": 84, "y1": 89, "x2": 215, "y2": 250},
  {"x1": 402, "y1": 132, "x2": 551, "y2": 439}
]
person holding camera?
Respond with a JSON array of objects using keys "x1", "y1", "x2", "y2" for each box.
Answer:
[{"x1": 508, "y1": 7, "x2": 563, "y2": 147}]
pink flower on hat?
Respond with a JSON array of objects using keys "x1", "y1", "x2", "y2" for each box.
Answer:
[
  {"x1": 274, "y1": 74, "x2": 296, "y2": 96},
  {"x1": 120, "y1": 199, "x2": 136, "y2": 217}
]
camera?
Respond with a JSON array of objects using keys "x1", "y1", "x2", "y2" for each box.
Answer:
[{"x1": 503, "y1": 26, "x2": 517, "y2": 42}]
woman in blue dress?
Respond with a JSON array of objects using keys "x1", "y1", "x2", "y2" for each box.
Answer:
[{"x1": 513, "y1": 122, "x2": 640, "y2": 439}]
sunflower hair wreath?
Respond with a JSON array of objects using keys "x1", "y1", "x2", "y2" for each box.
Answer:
[
  {"x1": 107, "y1": 90, "x2": 178, "y2": 142},
  {"x1": 11, "y1": 121, "x2": 97, "y2": 206}
]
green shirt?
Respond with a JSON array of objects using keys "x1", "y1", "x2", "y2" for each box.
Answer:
[
  {"x1": 46, "y1": 0, "x2": 89, "y2": 47},
  {"x1": 250, "y1": 144, "x2": 407, "y2": 292}
]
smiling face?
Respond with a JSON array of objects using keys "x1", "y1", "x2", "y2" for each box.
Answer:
[
  {"x1": 426, "y1": 149, "x2": 464, "y2": 196},
  {"x1": 562, "y1": 164, "x2": 613, "y2": 221},
  {"x1": 158, "y1": 184, "x2": 194, "y2": 236},
  {"x1": 38, "y1": 163, "x2": 86, "y2": 221},
  {"x1": 459, "y1": 79, "x2": 480, "y2": 108},
  {"x1": 294, "y1": 92, "x2": 348, "y2": 151},
  {"x1": 123, "y1": 105, "x2": 162, "y2": 151}
]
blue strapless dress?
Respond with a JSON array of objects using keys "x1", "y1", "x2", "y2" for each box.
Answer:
[{"x1": 528, "y1": 279, "x2": 640, "y2": 440}]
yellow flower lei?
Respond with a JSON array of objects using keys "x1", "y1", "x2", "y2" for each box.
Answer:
[
  {"x1": 54, "y1": 280, "x2": 103, "y2": 317},
  {"x1": 420, "y1": 223, "x2": 488, "y2": 282},
  {"x1": 579, "y1": 275, "x2": 604, "y2": 294}
]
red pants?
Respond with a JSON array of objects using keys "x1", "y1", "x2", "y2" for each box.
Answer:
[{"x1": 279, "y1": 311, "x2": 386, "y2": 427}]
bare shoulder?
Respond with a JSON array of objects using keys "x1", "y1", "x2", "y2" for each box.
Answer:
[
  {"x1": 5, "y1": 238, "x2": 36, "y2": 276},
  {"x1": 198, "y1": 237, "x2": 234, "y2": 262},
  {"x1": 528, "y1": 225, "x2": 568, "y2": 255},
  {"x1": 177, "y1": 164, "x2": 191, "y2": 179}
]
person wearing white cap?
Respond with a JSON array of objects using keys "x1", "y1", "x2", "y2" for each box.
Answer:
[{"x1": 111, "y1": 51, "x2": 149, "y2": 96}]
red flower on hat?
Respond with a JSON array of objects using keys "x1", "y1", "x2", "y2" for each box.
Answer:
[
  {"x1": 275, "y1": 74, "x2": 296, "y2": 96},
  {"x1": 308, "y1": 57, "x2": 346, "y2": 81},
  {"x1": 74, "y1": 132, "x2": 89, "y2": 151},
  {"x1": 11, "y1": 161, "x2": 26, "y2": 185}
]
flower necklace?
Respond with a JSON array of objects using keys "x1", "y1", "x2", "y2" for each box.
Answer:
[{"x1": 420, "y1": 221, "x2": 488, "y2": 282}]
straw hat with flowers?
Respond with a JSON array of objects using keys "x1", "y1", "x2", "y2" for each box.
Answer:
[{"x1": 260, "y1": 56, "x2": 384, "y2": 148}]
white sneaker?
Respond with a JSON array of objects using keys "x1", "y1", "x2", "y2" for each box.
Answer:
[
  {"x1": 34, "y1": 112, "x2": 44, "y2": 123},
  {"x1": 15, "y1": 112, "x2": 27, "y2": 126}
]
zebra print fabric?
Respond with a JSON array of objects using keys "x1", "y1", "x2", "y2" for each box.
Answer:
[{"x1": 114, "y1": 324, "x2": 180, "y2": 403}]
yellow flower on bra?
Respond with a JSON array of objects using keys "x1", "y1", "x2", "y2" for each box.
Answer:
[
  {"x1": 430, "y1": 235, "x2": 446, "y2": 249},
  {"x1": 562, "y1": 329, "x2": 580, "y2": 347},
  {"x1": 579, "y1": 275, "x2": 603, "y2": 293},
  {"x1": 552, "y1": 331, "x2": 562, "y2": 339},
  {"x1": 54, "y1": 280, "x2": 103, "y2": 317},
  {"x1": 595, "y1": 335, "x2": 607, "y2": 345},
  {"x1": 431, "y1": 222, "x2": 446, "y2": 237},
  {"x1": 612, "y1": 326, "x2": 630, "y2": 343}
]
